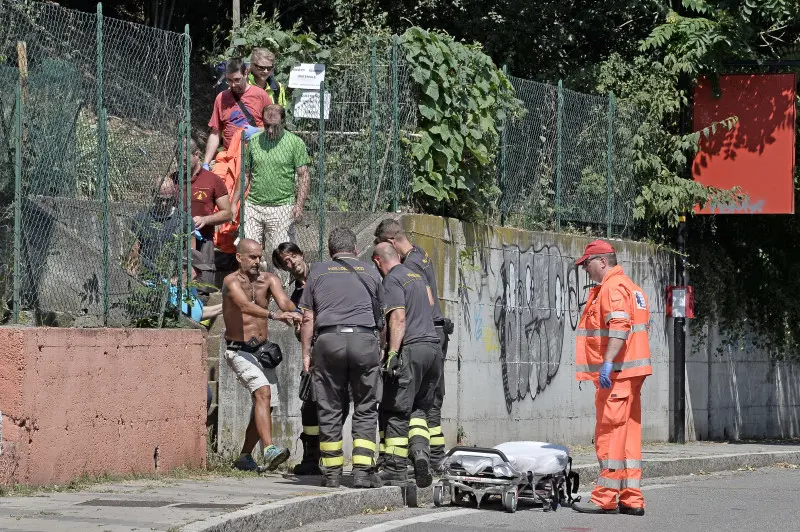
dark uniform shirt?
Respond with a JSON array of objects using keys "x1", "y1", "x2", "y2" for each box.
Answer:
[
  {"x1": 402, "y1": 245, "x2": 444, "y2": 323},
  {"x1": 298, "y1": 254, "x2": 382, "y2": 329},
  {"x1": 382, "y1": 263, "x2": 440, "y2": 346},
  {"x1": 290, "y1": 276, "x2": 305, "y2": 308}
]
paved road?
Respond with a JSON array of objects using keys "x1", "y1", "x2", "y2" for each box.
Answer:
[{"x1": 288, "y1": 466, "x2": 800, "y2": 532}]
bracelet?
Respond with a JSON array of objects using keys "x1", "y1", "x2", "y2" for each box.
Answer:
[{"x1": 268, "y1": 311, "x2": 274, "y2": 320}]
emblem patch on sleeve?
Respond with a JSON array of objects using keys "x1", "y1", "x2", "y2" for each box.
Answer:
[{"x1": 634, "y1": 291, "x2": 647, "y2": 310}]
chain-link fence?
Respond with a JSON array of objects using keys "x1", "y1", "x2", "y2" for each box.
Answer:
[
  {"x1": 1, "y1": 0, "x2": 192, "y2": 327},
  {"x1": 233, "y1": 37, "x2": 417, "y2": 267},
  {"x1": 1, "y1": 2, "x2": 644, "y2": 327},
  {"x1": 499, "y1": 77, "x2": 645, "y2": 236}
]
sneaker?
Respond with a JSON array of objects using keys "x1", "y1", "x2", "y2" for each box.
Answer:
[
  {"x1": 263, "y1": 445, "x2": 290, "y2": 471},
  {"x1": 572, "y1": 500, "x2": 619, "y2": 514},
  {"x1": 618, "y1": 503, "x2": 645, "y2": 516},
  {"x1": 413, "y1": 456, "x2": 432, "y2": 488},
  {"x1": 233, "y1": 454, "x2": 259, "y2": 472}
]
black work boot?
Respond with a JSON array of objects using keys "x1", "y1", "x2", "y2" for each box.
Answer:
[
  {"x1": 412, "y1": 452, "x2": 432, "y2": 488},
  {"x1": 293, "y1": 434, "x2": 322, "y2": 475},
  {"x1": 353, "y1": 469, "x2": 384, "y2": 488},
  {"x1": 321, "y1": 474, "x2": 341, "y2": 488}
]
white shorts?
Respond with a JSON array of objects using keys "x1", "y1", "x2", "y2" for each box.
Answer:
[
  {"x1": 224, "y1": 347, "x2": 280, "y2": 402},
  {"x1": 242, "y1": 203, "x2": 295, "y2": 260}
]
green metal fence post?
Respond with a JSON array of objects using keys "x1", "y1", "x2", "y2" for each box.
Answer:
[
  {"x1": 239, "y1": 130, "x2": 246, "y2": 239},
  {"x1": 13, "y1": 82, "x2": 22, "y2": 323},
  {"x1": 99, "y1": 108, "x2": 109, "y2": 325},
  {"x1": 317, "y1": 80, "x2": 326, "y2": 260},
  {"x1": 176, "y1": 123, "x2": 185, "y2": 316},
  {"x1": 391, "y1": 34, "x2": 400, "y2": 213},
  {"x1": 606, "y1": 91, "x2": 615, "y2": 238},
  {"x1": 370, "y1": 37, "x2": 378, "y2": 211},
  {"x1": 96, "y1": 3, "x2": 103, "y2": 113},
  {"x1": 184, "y1": 24, "x2": 192, "y2": 283},
  {"x1": 96, "y1": 3, "x2": 109, "y2": 324},
  {"x1": 555, "y1": 80, "x2": 564, "y2": 232},
  {"x1": 499, "y1": 65, "x2": 508, "y2": 226}
]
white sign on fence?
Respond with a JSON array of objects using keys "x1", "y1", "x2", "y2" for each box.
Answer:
[
  {"x1": 293, "y1": 89, "x2": 331, "y2": 120},
  {"x1": 288, "y1": 63, "x2": 326, "y2": 90}
]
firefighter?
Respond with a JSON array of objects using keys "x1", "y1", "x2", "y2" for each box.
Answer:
[
  {"x1": 372, "y1": 242, "x2": 442, "y2": 488},
  {"x1": 373, "y1": 219, "x2": 451, "y2": 469},
  {"x1": 571, "y1": 240, "x2": 652, "y2": 517},
  {"x1": 297, "y1": 227, "x2": 383, "y2": 488}
]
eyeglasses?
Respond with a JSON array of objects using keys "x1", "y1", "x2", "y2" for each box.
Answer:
[{"x1": 252, "y1": 63, "x2": 274, "y2": 71}]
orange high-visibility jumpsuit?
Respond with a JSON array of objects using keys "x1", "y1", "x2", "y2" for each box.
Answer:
[
  {"x1": 575, "y1": 264, "x2": 652, "y2": 511},
  {"x1": 211, "y1": 130, "x2": 247, "y2": 255}
]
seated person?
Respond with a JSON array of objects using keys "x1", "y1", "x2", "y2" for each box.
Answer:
[{"x1": 127, "y1": 177, "x2": 184, "y2": 277}]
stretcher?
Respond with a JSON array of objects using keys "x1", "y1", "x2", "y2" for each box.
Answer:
[{"x1": 432, "y1": 442, "x2": 580, "y2": 513}]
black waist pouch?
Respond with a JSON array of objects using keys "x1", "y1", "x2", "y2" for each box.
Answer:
[{"x1": 253, "y1": 340, "x2": 283, "y2": 369}]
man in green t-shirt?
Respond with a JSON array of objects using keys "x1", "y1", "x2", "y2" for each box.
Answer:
[{"x1": 233, "y1": 104, "x2": 310, "y2": 269}]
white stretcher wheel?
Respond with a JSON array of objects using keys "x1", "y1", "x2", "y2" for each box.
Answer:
[
  {"x1": 503, "y1": 491, "x2": 517, "y2": 513},
  {"x1": 433, "y1": 484, "x2": 445, "y2": 507}
]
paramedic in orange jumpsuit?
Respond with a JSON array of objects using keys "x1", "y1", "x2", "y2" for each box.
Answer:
[{"x1": 571, "y1": 240, "x2": 651, "y2": 517}]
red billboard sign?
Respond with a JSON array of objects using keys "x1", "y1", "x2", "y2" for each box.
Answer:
[{"x1": 693, "y1": 74, "x2": 796, "y2": 214}]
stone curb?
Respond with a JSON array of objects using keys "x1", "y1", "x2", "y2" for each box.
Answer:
[
  {"x1": 179, "y1": 486, "x2": 406, "y2": 532},
  {"x1": 572, "y1": 450, "x2": 800, "y2": 482},
  {"x1": 181, "y1": 451, "x2": 800, "y2": 532}
]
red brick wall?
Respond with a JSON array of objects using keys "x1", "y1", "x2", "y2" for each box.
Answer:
[{"x1": 0, "y1": 327, "x2": 206, "y2": 486}]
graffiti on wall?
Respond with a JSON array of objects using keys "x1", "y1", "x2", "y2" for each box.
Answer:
[
  {"x1": 492, "y1": 245, "x2": 591, "y2": 411},
  {"x1": 457, "y1": 240, "x2": 670, "y2": 414}
]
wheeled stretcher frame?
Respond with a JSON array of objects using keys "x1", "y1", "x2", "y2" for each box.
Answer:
[{"x1": 432, "y1": 446, "x2": 580, "y2": 513}]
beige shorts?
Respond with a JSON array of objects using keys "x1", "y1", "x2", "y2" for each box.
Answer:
[{"x1": 224, "y1": 348, "x2": 280, "y2": 402}]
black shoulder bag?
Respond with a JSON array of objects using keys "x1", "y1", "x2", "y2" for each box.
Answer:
[
  {"x1": 232, "y1": 90, "x2": 257, "y2": 127},
  {"x1": 333, "y1": 258, "x2": 385, "y2": 331}
]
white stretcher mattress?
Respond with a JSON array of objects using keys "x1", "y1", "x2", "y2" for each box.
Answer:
[{"x1": 442, "y1": 441, "x2": 570, "y2": 476}]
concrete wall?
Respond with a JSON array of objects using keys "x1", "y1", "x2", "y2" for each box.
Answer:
[
  {"x1": 217, "y1": 214, "x2": 673, "y2": 456},
  {"x1": 686, "y1": 324, "x2": 800, "y2": 440},
  {"x1": 0, "y1": 327, "x2": 207, "y2": 486},
  {"x1": 405, "y1": 216, "x2": 673, "y2": 446}
]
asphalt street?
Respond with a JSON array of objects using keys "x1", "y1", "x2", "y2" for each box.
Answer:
[{"x1": 287, "y1": 465, "x2": 800, "y2": 532}]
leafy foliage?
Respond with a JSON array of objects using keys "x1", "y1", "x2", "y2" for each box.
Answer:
[
  {"x1": 401, "y1": 27, "x2": 525, "y2": 220},
  {"x1": 214, "y1": 1, "x2": 331, "y2": 83},
  {"x1": 604, "y1": 0, "x2": 800, "y2": 358}
]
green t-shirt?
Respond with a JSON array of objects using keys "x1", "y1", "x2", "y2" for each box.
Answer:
[{"x1": 245, "y1": 130, "x2": 310, "y2": 206}]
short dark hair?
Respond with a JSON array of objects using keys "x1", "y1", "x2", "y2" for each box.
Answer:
[
  {"x1": 263, "y1": 103, "x2": 286, "y2": 121},
  {"x1": 328, "y1": 227, "x2": 357, "y2": 257},
  {"x1": 374, "y1": 218, "x2": 404, "y2": 242},
  {"x1": 602, "y1": 253, "x2": 618, "y2": 267},
  {"x1": 271, "y1": 241, "x2": 304, "y2": 270},
  {"x1": 226, "y1": 58, "x2": 247, "y2": 76}
]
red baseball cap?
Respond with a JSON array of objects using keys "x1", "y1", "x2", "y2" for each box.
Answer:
[{"x1": 575, "y1": 240, "x2": 615, "y2": 265}]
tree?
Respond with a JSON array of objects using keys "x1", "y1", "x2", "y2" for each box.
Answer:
[{"x1": 597, "y1": 0, "x2": 800, "y2": 357}]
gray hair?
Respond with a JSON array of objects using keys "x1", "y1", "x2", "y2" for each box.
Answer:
[{"x1": 328, "y1": 227, "x2": 357, "y2": 256}]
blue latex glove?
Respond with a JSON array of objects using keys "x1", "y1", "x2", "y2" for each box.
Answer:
[
  {"x1": 202, "y1": 163, "x2": 210, "y2": 171},
  {"x1": 599, "y1": 362, "x2": 613, "y2": 389},
  {"x1": 243, "y1": 125, "x2": 261, "y2": 140}
]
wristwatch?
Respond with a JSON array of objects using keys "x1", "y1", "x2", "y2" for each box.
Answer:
[{"x1": 268, "y1": 311, "x2": 275, "y2": 320}]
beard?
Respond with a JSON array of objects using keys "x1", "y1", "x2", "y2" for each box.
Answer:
[{"x1": 265, "y1": 123, "x2": 284, "y2": 140}]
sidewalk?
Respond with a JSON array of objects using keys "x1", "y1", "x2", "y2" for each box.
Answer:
[{"x1": 1, "y1": 441, "x2": 798, "y2": 532}]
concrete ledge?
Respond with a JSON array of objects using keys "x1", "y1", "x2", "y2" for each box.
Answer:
[
  {"x1": 573, "y1": 450, "x2": 800, "y2": 481},
  {"x1": 180, "y1": 486, "x2": 406, "y2": 532}
]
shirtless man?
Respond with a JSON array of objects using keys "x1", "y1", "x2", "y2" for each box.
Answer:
[{"x1": 223, "y1": 238, "x2": 300, "y2": 472}]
